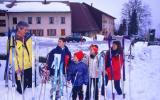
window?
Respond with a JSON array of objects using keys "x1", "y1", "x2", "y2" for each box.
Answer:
[
  {"x1": 0, "y1": 20, "x2": 6, "y2": 27},
  {"x1": 36, "y1": 30, "x2": 43, "y2": 36},
  {"x1": 0, "y1": 13, "x2": 5, "y2": 16},
  {"x1": 13, "y1": 17, "x2": 17, "y2": 24},
  {"x1": 29, "y1": 29, "x2": 44, "y2": 36},
  {"x1": 36, "y1": 17, "x2": 41, "y2": 24},
  {"x1": 49, "y1": 17, "x2": 54, "y2": 24},
  {"x1": 28, "y1": 17, "x2": 32, "y2": 24},
  {"x1": 47, "y1": 29, "x2": 56, "y2": 36},
  {"x1": 61, "y1": 17, "x2": 65, "y2": 24},
  {"x1": 61, "y1": 29, "x2": 65, "y2": 36}
]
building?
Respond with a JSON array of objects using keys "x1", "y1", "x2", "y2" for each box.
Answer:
[
  {"x1": 83, "y1": 3, "x2": 115, "y2": 36},
  {"x1": 0, "y1": 1, "x2": 115, "y2": 37},
  {"x1": 0, "y1": 1, "x2": 71, "y2": 37}
]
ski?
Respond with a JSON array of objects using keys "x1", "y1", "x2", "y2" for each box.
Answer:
[
  {"x1": 39, "y1": 55, "x2": 49, "y2": 100},
  {"x1": 39, "y1": 66, "x2": 49, "y2": 100},
  {"x1": 32, "y1": 36, "x2": 36, "y2": 100},
  {"x1": 102, "y1": 51, "x2": 107, "y2": 100},
  {"x1": 50, "y1": 54, "x2": 61, "y2": 100},
  {"x1": 64, "y1": 55, "x2": 69, "y2": 100},
  {"x1": 108, "y1": 35, "x2": 115, "y2": 100},
  {"x1": 59, "y1": 62, "x2": 64, "y2": 99},
  {"x1": 4, "y1": 28, "x2": 11, "y2": 87},
  {"x1": 11, "y1": 32, "x2": 16, "y2": 100},
  {"x1": 98, "y1": 51, "x2": 106, "y2": 100},
  {"x1": 21, "y1": 38, "x2": 25, "y2": 100}
]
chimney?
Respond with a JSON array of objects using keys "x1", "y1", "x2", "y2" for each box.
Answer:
[
  {"x1": 91, "y1": 3, "x2": 93, "y2": 7},
  {"x1": 43, "y1": 0, "x2": 49, "y2": 4}
]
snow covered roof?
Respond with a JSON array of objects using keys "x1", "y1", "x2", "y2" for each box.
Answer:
[{"x1": 0, "y1": 2, "x2": 70, "y2": 12}]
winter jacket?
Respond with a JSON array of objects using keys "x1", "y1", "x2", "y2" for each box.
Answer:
[
  {"x1": 88, "y1": 55, "x2": 99, "y2": 78},
  {"x1": 47, "y1": 46, "x2": 71, "y2": 75},
  {"x1": 67, "y1": 61, "x2": 89, "y2": 86},
  {"x1": 9, "y1": 32, "x2": 32, "y2": 71},
  {"x1": 105, "y1": 49, "x2": 123, "y2": 80}
]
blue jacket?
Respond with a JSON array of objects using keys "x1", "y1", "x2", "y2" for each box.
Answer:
[
  {"x1": 47, "y1": 46, "x2": 71, "y2": 75},
  {"x1": 67, "y1": 61, "x2": 89, "y2": 86}
]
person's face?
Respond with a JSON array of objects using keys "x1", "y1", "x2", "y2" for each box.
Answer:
[
  {"x1": 18, "y1": 27, "x2": 28, "y2": 37},
  {"x1": 58, "y1": 40, "x2": 65, "y2": 48},
  {"x1": 112, "y1": 43, "x2": 118, "y2": 50},
  {"x1": 73, "y1": 55, "x2": 78, "y2": 62},
  {"x1": 90, "y1": 48, "x2": 95, "y2": 55}
]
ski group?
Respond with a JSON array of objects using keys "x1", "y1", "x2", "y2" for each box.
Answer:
[{"x1": 4, "y1": 21, "x2": 126, "y2": 100}]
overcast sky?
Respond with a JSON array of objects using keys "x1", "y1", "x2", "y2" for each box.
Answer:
[{"x1": 3, "y1": 0, "x2": 160, "y2": 35}]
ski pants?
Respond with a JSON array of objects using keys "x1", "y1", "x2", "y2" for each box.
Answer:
[
  {"x1": 15, "y1": 68, "x2": 32, "y2": 94},
  {"x1": 101, "y1": 75, "x2": 122, "y2": 95},
  {"x1": 85, "y1": 78, "x2": 99, "y2": 100},
  {"x1": 72, "y1": 85, "x2": 83, "y2": 100}
]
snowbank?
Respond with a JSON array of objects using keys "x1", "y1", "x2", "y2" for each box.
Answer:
[{"x1": 96, "y1": 34, "x2": 104, "y2": 41}]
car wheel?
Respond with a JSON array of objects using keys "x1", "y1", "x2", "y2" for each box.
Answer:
[{"x1": 82, "y1": 39, "x2": 86, "y2": 42}]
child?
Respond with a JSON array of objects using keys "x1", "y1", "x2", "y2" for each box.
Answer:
[
  {"x1": 67, "y1": 50, "x2": 89, "y2": 100},
  {"x1": 85, "y1": 44, "x2": 99, "y2": 100},
  {"x1": 101, "y1": 41, "x2": 123, "y2": 96}
]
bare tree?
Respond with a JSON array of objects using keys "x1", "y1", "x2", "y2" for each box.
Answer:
[{"x1": 122, "y1": 0, "x2": 151, "y2": 37}]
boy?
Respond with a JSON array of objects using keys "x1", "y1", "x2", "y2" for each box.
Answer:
[{"x1": 67, "y1": 50, "x2": 89, "y2": 100}]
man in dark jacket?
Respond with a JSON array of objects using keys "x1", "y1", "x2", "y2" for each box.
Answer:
[
  {"x1": 47, "y1": 37, "x2": 71, "y2": 75},
  {"x1": 46, "y1": 37, "x2": 71, "y2": 99}
]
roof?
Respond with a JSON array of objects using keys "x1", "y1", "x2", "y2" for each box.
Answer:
[
  {"x1": 82, "y1": 3, "x2": 115, "y2": 30},
  {"x1": 83, "y1": 3, "x2": 116, "y2": 19},
  {"x1": 0, "y1": 1, "x2": 70, "y2": 12},
  {"x1": 70, "y1": 2, "x2": 100, "y2": 33}
]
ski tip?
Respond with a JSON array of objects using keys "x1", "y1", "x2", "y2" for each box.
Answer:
[
  {"x1": 32, "y1": 97, "x2": 35, "y2": 100},
  {"x1": 123, "y1": 94, "x2": 126, "y2": 99},
  {"x1": 5, "y1": 84, "x2": 8, "y2": 87},
  {"x1": 112, "y1": 93, "x2": 115, "y2": 100}
]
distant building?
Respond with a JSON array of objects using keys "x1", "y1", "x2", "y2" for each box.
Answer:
[
  {"x1": 71, "y1": 3, "x2": 115, "y2": 37},
  {"x1": 0, "y1": 1, "x2": 115, "y2": 37}
]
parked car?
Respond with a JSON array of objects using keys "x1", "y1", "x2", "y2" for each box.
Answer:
[{"x1": 65, "y1": 35, "x2": 86, "y2": 42}]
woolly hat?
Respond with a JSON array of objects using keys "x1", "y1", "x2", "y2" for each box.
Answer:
[
  {"x1": 90, "y1": 44, "x2": 98, "y2": 54},
  {"x1": 74, "y1": 50, "x2": 84, "y2": 61}
]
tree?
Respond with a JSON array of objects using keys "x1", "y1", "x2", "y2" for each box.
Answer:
[
  {"x1": 122, "y1": 0, "x2": 151, "y2": 36},
  {"x1": 118, "y1": 19, "x2": 127, "y2": 36},
  {"x1": 128, "y1": 10, "x2": 138, "y2": 36}
]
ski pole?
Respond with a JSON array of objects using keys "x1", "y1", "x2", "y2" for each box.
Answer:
[
  {"x1": 122, "y1": 36, "x2": 126, "y2": 99},
  {"x1": 69, "y1": 72, "x2": 78, "y2": 99}
]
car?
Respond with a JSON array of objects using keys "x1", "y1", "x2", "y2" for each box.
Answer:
[{"x1": 65, "y1": 35, "x2": 86, "y2": 42}]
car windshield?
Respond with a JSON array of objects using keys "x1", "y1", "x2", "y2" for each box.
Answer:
[{"x1": 68, "y1": 35, "x2": 81, "y2": 37}]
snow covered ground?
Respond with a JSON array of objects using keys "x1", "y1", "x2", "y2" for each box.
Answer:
[{"x1": 0, "y1": 36, "x2": 160, "y2": 100}]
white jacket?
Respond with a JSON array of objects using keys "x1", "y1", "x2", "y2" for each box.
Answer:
[{"x1": 88, "y1": 55, "x2": 99, "y2": 78}]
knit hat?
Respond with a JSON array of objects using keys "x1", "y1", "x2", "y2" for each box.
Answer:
[
  {"x1": 74, "y1": 50, "x2": 84, "y2": 61},
  {"x1": 90, "y1": 44, "x2": 98, "y2": 54}
]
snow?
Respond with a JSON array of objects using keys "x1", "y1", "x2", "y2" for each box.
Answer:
[
  {"x1": 0, "y1": 2, "x2": 70, "y2": 12},
  {"x1": 96, "y1": 34, "x2": 104, "y2": 41},
  {"x1": 83, "y1": 36, "x2": 93, "y2": 41},
  {"x1": 0, "y1": 35, "x2": 160, "y2": 100}
]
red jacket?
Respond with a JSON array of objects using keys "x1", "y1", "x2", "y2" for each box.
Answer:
[{"x1": 105, "y1": 51, "x2": 123, "y2": 80}]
